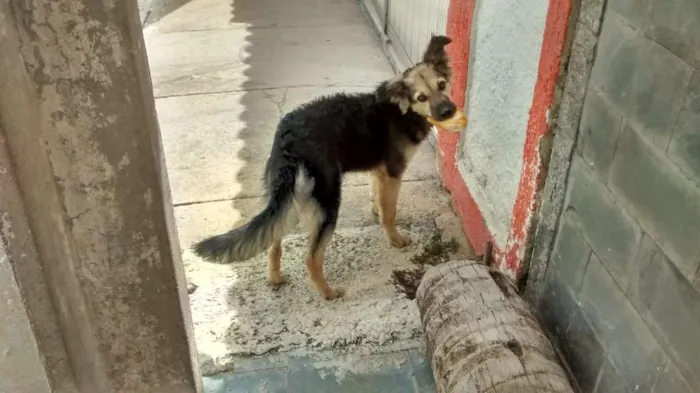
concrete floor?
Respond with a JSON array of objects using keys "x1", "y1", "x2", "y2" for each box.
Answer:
[{"x1": 143, "y1": 0, "x2": 472, "y2": 391}]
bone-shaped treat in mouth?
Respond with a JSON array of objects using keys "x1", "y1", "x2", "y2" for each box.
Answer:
[{"x1": 427, "y1": 109, "x2": 468, "y2": 132}]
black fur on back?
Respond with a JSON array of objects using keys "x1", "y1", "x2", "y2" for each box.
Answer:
[{"x1": 268, "y1": 90, "x2": 431, "y2": 180}]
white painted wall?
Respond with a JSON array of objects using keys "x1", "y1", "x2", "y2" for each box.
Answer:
[
  {"x1": 362, "y1": 0, "x2": 448, "y2": 69},
  {"x1": 457, "y1": 0, "x2": 549, "y2": 247},
  {"x1": 388, "y1": 0, "x2": 450, "y2": 65},
  {"x1": 365, "y1": 0, "x2": 388, "y2": 29}
]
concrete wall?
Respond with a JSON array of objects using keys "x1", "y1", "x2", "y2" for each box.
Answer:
[
  {"x1": 457, "y1": 0, "x2": 549, "y2": 249},
  {"x1": 529, "y1": 0, "x2": 700, "y2": 392}
]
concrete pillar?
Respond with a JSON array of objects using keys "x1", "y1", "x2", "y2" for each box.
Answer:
[{"x1": 0, "y1": 1, "x2": 200, "y2": 392}]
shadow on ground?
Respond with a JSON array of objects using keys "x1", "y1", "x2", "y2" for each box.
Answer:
[{"x1": 139, "y1": 0, "x2": 195, "y2": 26}]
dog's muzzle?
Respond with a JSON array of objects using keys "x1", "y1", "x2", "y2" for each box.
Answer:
[
  {"x1": 432, "y1": 101, "x2": 457, "y2": 121},
  {"x1": 427, "y1": 104, "x2": 468, "y2": 132}
]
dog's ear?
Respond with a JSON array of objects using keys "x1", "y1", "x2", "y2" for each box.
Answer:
[
  {"x1": 422, "y1": 35, "x2": 452, "y2": 77},
  {"x1": 376, "y1": 78, "x2": 411, "y2": 114}
]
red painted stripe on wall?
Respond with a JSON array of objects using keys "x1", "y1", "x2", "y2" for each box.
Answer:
[
  {"x1": 503, "y1": 0, "x2": 573, "y2": 274},
  {"x1": 437, "y1": 0, "x2": 492, "y2": 257}
]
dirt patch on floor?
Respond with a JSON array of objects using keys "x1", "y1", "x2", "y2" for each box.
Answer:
[
  {"x1": 391, "y1": 229, "x2": 460, "y2": 300},
  {"x1": 409, "y1": 230, "x2": 459, "y2": 266},
  {"x1": 391, "y1": 268, "x2": 426, "y2": 300}
]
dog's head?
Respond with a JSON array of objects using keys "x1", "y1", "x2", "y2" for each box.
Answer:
[{"x1": 376, "y1": 35, "x2": 456, "y2": 121}]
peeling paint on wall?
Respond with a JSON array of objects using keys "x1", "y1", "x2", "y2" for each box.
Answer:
[
  {"x1": 458, "y1": 0, "x2": 550, "y2": 251},
  {"x1": 438, "y1": 0, "x2": 573, "y2": 276},
  {"x1": 437, "y1": 0, "x2": 493, "y2": 257},
  {"x1": 504, "y1": 0, "x2": 573, "y2": 274}
]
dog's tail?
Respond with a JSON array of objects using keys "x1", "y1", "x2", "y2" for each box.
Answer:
[{"x1": 193, "y1": 164, "x2": 313, "y2": 263}]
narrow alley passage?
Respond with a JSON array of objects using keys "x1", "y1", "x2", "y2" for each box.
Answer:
[{"x1": 143, "y1": 0, "x2": 472, "y2": 390}]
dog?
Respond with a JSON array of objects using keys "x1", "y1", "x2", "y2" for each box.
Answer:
[{"x1": 193, "y1": 35, "x2": 459, "y2": 300}]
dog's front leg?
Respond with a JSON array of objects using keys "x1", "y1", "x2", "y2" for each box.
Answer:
[{"x1": 373, "y1": 170, "x2": 411, "y2": 248}]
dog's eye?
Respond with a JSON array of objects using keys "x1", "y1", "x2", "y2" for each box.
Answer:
[
  {"x1": 437, "y1": 81, "x2": 446, "y2": 90},
  {"x1": 417, "y1": 94, "x2": 428, "y2": 102}
]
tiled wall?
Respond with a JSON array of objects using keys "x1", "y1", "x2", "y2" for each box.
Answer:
[{"x1": 534, "y1": 0, "x2": 700, "y2": 392}]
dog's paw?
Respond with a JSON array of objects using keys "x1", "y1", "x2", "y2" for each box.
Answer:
[
  {"x1": 267, "y1": 272, "x2": 288, "y2": 287},
  {"x1": 388, "y1": 232, "x2": 412, "y2": 248},
  {"x1": 323, "y1": 287, "x2": 345, "y2": 300}
]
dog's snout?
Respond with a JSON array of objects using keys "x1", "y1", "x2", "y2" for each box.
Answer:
[
  {"x1": 440, "y1": 105, "x2": 455, "y2": 119},
  {"x1": 435, "y1": 101, "x2": 456, "y2": 121}
]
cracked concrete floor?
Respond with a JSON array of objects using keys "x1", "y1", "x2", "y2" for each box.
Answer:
[{"x1": 143, "y1": 0, "x2": 474, "y2": 376}]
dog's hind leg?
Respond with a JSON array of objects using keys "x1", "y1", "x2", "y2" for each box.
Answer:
[
  {"x1": 304, "y1": 181, "x2": 344, "y2": 300},
  {"x1": 305, "y1": 228, "x2": 344, "y2": 300},
  {"x1": 267, "y1": 240, "x2": 286, "y2": 286},
  {"x1": 370, "y1": 173, "x2": 380, "y2": 216},
  {"x1": 373, "y1": 168, "x2": 412, "y2": 248}
]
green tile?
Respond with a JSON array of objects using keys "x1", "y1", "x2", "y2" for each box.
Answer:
[
  {"x1": 203, "y1": 369, "x2": 288, "y2": 393},
  {"x1": 284, "y1": 351, "x2": 335, "y2": 366},
  {"x1": 288, "y1": 352, "x2": 417, "y2": 393},
  {"x1": 409, "y1": 350, "x2": 437, "y2": 393},
  {"x1": 230, "y1": 355, "x2": 286, "y2": 374}
]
